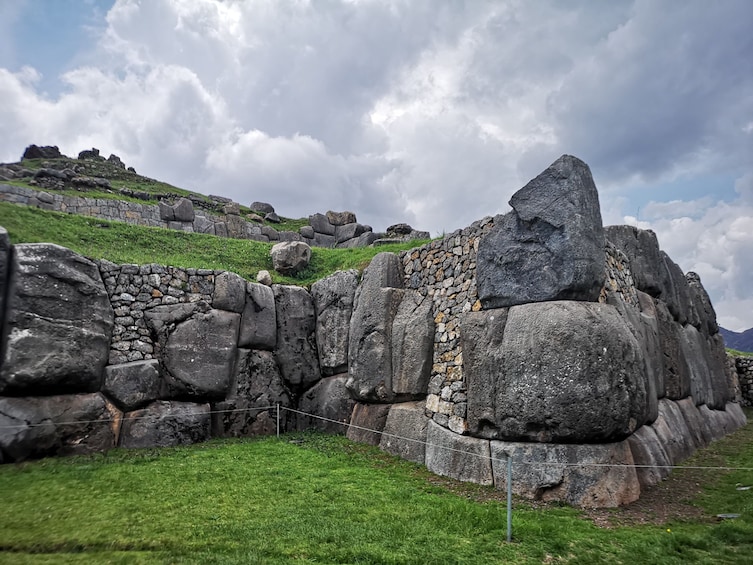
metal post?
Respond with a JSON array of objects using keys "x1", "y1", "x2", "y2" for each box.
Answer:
[
  {"x1": 506, "y1": 455, "x2": 513, "y2": 542},
  {"x1": 276, "y1": 403, "x2": 280, "y2": 438}
]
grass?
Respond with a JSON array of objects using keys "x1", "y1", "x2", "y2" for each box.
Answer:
[
  {"x1": 727, "y1": 349, "x2": 753, "y2": 358},
  {"x1": 0, "y1": 202, "x2": 426, "y2": 286},
  {"x1": 0, "y1": 411, "x2": 752, "y2": 564}
]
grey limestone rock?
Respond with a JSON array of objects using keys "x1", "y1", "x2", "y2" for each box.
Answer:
[
  {"x1": 675, "y1": 397, "x2": 712, "y2": 449},
  {"x1": 193, "y1": 214, "x2": 216, "y2": 235},
  {"x1": 239, "y1": 282, "x2": 277, "y2": 349},
  {"x1": 265, "y1": 212, "x2": 281, "y2": 224},
  {"x1": 299, "y1": 225, "x2": 315, "y2": 239},
  {"x1": 256, "y1": 270, "x2": 272, "y2": 286},
  {"x1": 0, "y1": 227, "x2": 9, "y2": 342},
  {"x1": 273, "y1": 285, "x2": 321, "y2": 390},
  {"x1": 659, "y1": 252, "x2": 695, "y2": 326},
  {"x1": 326, "y1": 210, "x2": 357, "y2": 226},
  {"x1": 491, "y1": 439, "x2": 640, "y2": 508},
  {"x1": 250, "y1": 201, "x2": 275, "y2": 214},
  {"x1": 605, "y1": 225, "x2": 665, "y2": 297},
  {"x1": 163, "y1": 309, "x2": 240, "y2": 399},
  {"x1": 309, "y1": 213, "x2": 335, "y2": 235},
  {"x1": 0, "y1": 393, "x2": 118, "y2": 462},
  {"x1": 313, "y1": 232, "x2": 336, "y2": 248},
  {"x1": 223, "y1": 202, "x2": 240, "y2": 216},
  {"x1": 477, "y1": 155, "x2": 605, "y2": 308},
  {"x1": 172, "y1": 197, "x2": 195, "y2": 222},
  {"x1": 270, "y1": 241, "x2": 311, "y2": 275},
  {"x1": 425, "y1": 420, "x2": 493, "y2": 486},
  {"x1": 379, "y1": 401, "x2": 429, "y2": 464},
  {"x1": 686, "y1": 272, "x2": 718, "y2": 335},
  {"x1": 463, "y1": 301, "x2": 646, "y2": 443},
  {"x1": 211, "y1": 349, "x2": 290, "y2": 437},
  {"x1": 213, "y1": 271, "x2": 246, "y2": 313},
  {"x1": 346, "y1": 403, "x2": 391, "y2": 445},
  {"x1": 655, "y1": 300, "x2": 692, "y2": 399},
  {"x1": 22, "y1": 144, "x2": 62, "y2": 160},
  {"x1": 103, "y1": 359, "x2": 162, "y2": 411},
  {"x1": 120, "y1": 401, "x2": 210, "y2": 448},
  {"x1": 335, "y1": 222, "x2": 367, "y2": 243},
  {"x1": 0, "y1": 244, "x2": 114, "y2": 394},
  {"x1": 627, "y1": 425, "x2": 672, "y2": 489},
  {"x1": 391, "y1": 291, "x2": 433, "y2": 397},
  {"x1": 311, "y1": 270, "x2": 359, "y2": 375},
  {"x1": 651, "y1": 399, "x2": 695, "y2": 465},
  {"x1": 296, "y1": 374, "x2": 355, "y2": 434}
]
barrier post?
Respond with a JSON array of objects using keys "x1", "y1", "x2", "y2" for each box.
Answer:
[{"x1": 506, "y1": 455, "x2": 513, "y2": 542}]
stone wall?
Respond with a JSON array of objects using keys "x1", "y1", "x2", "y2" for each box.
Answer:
[
  {"x1": 733, "y1": 356, "x2": 753, "y2": 406},
  {"x1": 0, "y1": 183, "x2": 392, "y2": 248},
  {"x1": 0, "y1": 153, "x2": 747, "y2": 508}
]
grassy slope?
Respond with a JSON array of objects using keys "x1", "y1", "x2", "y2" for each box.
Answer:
[
  {"x1": 0, "y1": 412, "x2": 752, "y2": 564},
  {"x1": 0, "y1": 202, "x2": 425, "y2": 286}
]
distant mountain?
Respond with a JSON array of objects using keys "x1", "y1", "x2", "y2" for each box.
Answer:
[{"x1": 720, "y1": 327, "x2": 753, "y2": 353}]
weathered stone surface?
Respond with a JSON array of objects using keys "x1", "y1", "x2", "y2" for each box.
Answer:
[
  {"x1": 250, "y1": 201, "x2": 275, "y2": 214},
  {"x1": 22, "y1": 144, "x2": 63, "y2": 160},
  {"x1": 604, "y1": 225, "x2": 665, "y2": 297},
  {"x1": 391, "y1": 291, "x2": 433, "y2": 397},
  {"x1": 0, "y1": 244, "x2": 113, "y2": 394},
  {"x1": 239, "y1": 282, "x2": 277, "y2": 349},
  {"x1": 0, "y1": 227, "x2": 9, "y2": 342},
  {"x1": 256, "y1": 270, "x2": 272, "y2": 286},
  {"x1": 463, "y1": 301, "x2": 646, "y2": 442},
  {"x1": 360, "y1": 252, "x2": 404, "y2": 292},
  {"x1": 265, "y1": 212, "x2": 281, "y2": 224},
  {"x1": 335, "y1": 222, "x2": 367, "y2": 243},
  {"x1": 309, "y1": 213, "x2": 335, "y2": 235},
  {"x1": 0, "y1": 393, "x2": 118, "y2": 461},
  {"x1": 659, "y1": 252, "x2": 695, "y2": 326},
  {"x1": 675, "y1": 397, "x2": 712, "y2": 449},
  {"x1": 313, "y1": 232, "x2": 336, "y2": 248},
  {"x1": 425, "y1": 420, "x2": 493, "y2": 486},
  {"x1": 299, "y1": 225, "x2": 315, "y2": 239},
  {"x1": 311, "y1": 270, "x2": 359, "y2": 375},
  {"x1": 491, "y1": 439, "x2": 640, "y2": 507},
  {"x1": 172, "y1": 198, "x2": 195, "y2": 222},
  {"x1": 270, "y1": 241, "x2": 311, "y2": 275},
  {"x1": 211, "y1": 349, "x2": 290, "y2": 437},
  {"x1": 326, "y1": 210, "x2": 357, "y2": 226},
  {"x1": 686, "y1": 272, "x2": 718, "y2": 335},
  {"x1": 163, "y1": 309, "x2": 240, "y2": 399},
  {"x1": 120, "y1": 401, "x2": 210, "y2": 448},
  {"x1": 103, "y1": 360, "x2": 162, "y2": 411},
  {"x1": 651, "y1": 399, "x2": 695, "y2": 465},
  {"x1": 477, "y1": 155, "x2": 605, "y2": 308},
  {"x1": 193, "y1": 214, "x2": 215, "y2": 235},
  {"x1": 706, "y1": 333, "x2": 734, "y2": 409},
  {"x1": 655, "y1": 300, "x2": 691, "y2": 399},
  {"x1": 627, "y1": 425, "x2": 672, "y2": 489},
  {"x1": 273, "y1": 285, "x2": 321, "y2": 390},
  {"x1": 680, "y1": 324, "x2": 714, "y2": 406},
  {"x1": 346, "y1": 403, "x2": 391, "y2": 446},
  {"x1": 223, "y1": 202, "x2": 240, "y2": 216},
  {"x1": 296, "y1": 374, "x2": 355, "y2": 434},
  {"x1": 379, "y1": 401, "x2": 429, "y2": 464},
  {"x1": 213, "y1": 271, "x2": 246, "y2": 313},
  {"x1": 347, "y1": 287, "x2": 403, "y2": 402}
]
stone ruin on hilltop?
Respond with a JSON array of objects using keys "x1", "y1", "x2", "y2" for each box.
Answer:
[{"x1": 0, "y1": 154, "x2": 747, "y2": 508}]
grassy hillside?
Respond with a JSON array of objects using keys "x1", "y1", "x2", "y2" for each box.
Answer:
[
  {"x1": 0, "y1": 202, "x2": 425, "y2": 286},
  {"x1": 0, "y1": 411, "x2": 752, "y2": 564}
]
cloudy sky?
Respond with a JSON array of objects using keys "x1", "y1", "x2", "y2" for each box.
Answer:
[{"x1": 0, "y1": 0, "x2": 751, "y2": 330}]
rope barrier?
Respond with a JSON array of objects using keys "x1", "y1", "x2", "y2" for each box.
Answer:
[{"x1": 2, "y1": 401, "x2": 752, "y2": 472}]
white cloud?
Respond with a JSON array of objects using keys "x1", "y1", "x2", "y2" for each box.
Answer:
[{"x1": 0, "y1": 0, "x2": 752, "y2": 328}]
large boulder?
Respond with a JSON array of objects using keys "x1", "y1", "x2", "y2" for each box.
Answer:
[
  {"x1": 239, "y1": 282, "x2": 277, "y2": 349},
  {"x1": 309, "y1": 213, "x2": 335, "y2": 235},
  {"x1": 250, "y1": 201, "x2": 275, "y2": 214},
  {"x1": 270, "y1": 241, "x2": 311, "y2": 275},
  {"x1": 425, "y1": 420, "x2": 493, "y2": 486},
  {"x1": 326, "y1": 210, "x2": 357, "y2": 226},
  {"x1": 120, "y1": 401, "x2": 210, "y2": 448},
  {"x1": 604, "y1": 225, "x2": 665, "y2": 297},
  {"x1": 379, "y1": 401, "x2": 430, "y2": 464},
  {"x1": 22, "y1": 144, "x2": 63, "y2": 160},
  {"x1": 273, "y1": 285, "x2": 321, "y2": 391},
  {"x1": 490, "y1": 439, "x2": 640, "y2": 508},
  {"x1": 103, "y1": 360, "x2": 162, "y2": 411},
  {"x1": 0, "y1": 393, "x2": 119, "y2": 461},
  {"x1": 655, "y1": 301, "x2": 692, "y2": 399},
  {"x1": 213, "y1": 271, "x2": 246, "y2": 313},
  {"x1": 162, "y1": 309, "x2": 240, "y2": 399},
  {"x1": 0, "y1": 244, "x2": 114, "y2": 394},
  {"x1": 627, "y1": 425, "x2": 672, "y2": 489},
  {"x1": 172, "y1": 198, "x2": 195, "y2": 222},
  {"x1": 391, "y1": 291, "x2": 434, "y2": 397},
  {"x1": 659, "y1": 252, "x2": 695, "y2": 326},
  {"x1": 311, "y1": 270, "x2": 359, "y2": 375},
  {"x1": 0, "y1": 227, "x2": 9, "y2": 336},
  {"x1": 651, "y1": 399, "x2": 695, "y2": 465},
  {"x1": 463, "y1": 301, "x2": 647, "y2": 443},
  {"x1": 211, "y1": 349, "x2": 291, "y2": 437},
  {"x1": 477, "y1": 155, "x2": 605, "y2": 308},
  {"x1": 686, "y1": 272, "x2": 718, "y2": 335},
  {"x1": 346, "y1": 403, "x2": 391, "y2": 446},
  {"x1": 296, "y1": 374, "x2": 355, "y2": 434}
]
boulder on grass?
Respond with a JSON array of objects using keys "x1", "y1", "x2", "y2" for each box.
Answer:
[
  {"x1": 120, "y1": 401, "x2": 210, "y2": 448},
  {"x1": 270, "y1": 241, "x2": 311, "y2": 275}
]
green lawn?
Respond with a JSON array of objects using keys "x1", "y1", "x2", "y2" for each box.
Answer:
[
  {"x1": 0, "y1": 202, "x2": 427, "y2": 286},
  {"x1": 1, "y1": 412, "x2": 752, "y2": 564}
]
